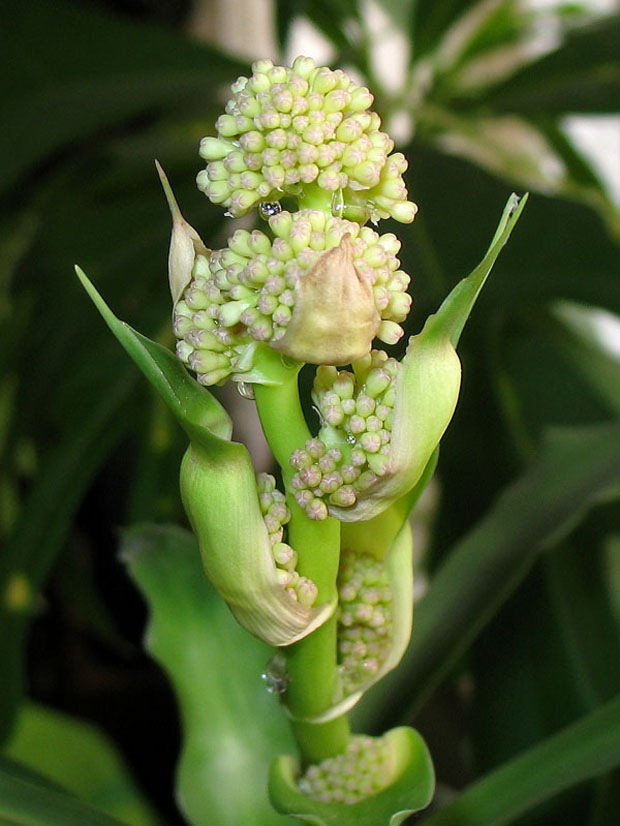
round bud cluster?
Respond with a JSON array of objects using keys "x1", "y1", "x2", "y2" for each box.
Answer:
[
  {"x1": 297, "y1": 734, "x2": 393, "y2": 804},
  {"x1": 173, "y1": 211, "x2": 411, "y2": 384},
  {"x1": 197, "y1": 56, "x2": 417, "y2": 223},
  {"x1": 337, "y1": 550, "x2": 393, "y2": 694},
  {"x1": 257, "y1": 473, "x2": 318, "y2": 607},
  {"x1": 290, "y1": 351, "x2": 400, "y2": 519}
]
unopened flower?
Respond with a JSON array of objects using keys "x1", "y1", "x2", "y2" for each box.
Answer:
[
  {"x1": 297, "y1": 735, "x2": 393, "y2": 803},
  {"x1": 173, "y1": 210, "x2": 412, "y2": 382},
  {"x1": 197, "y1": 56, "x2": 417, "y2": 223}
]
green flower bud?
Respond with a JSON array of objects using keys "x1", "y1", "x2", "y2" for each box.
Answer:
[{"x1": 173, "y1": 210, "x2": 413, "y2": 381}]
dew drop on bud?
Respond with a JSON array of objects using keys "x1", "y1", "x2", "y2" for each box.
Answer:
[
  {"x1": 236, "y1": 381, "x2": 255, "y2": 400},
  {"x1": 261, "y1": 652, "x2": 288, "y2": 694},
  {"x1": 258, "y1": 201, "x2": 282, "y2": 219}
]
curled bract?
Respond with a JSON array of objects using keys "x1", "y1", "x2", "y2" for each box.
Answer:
[
  {"x1": 180, "y1": 444, "x2": 333, "y2": 646},
  {"x1": 156, "y1": 161, "x2": 209, "y2": 308},
  {"x1": 291, "y1": 193, "x2": 529, "y2": 523},
  {"x1": 74, "y1": 267, "x2": 334, "y2": 648},
  {"x1": 269, "y1": 726, "x2": 435, "y2": 825}
]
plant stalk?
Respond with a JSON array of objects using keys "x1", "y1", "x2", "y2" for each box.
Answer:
[{"x1": 254, "y1": 358, "x2": 350, "y2": 764}]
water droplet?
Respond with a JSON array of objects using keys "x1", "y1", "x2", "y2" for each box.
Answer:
[
  {"x1": 236, "y1": 381, "x2": 255, "y2": 400},
  {"x1": 331, "y1": 188, "x2": 345, "y2": 218},
  {"x1": 347, "y1": 434, "x2": 356, "y2": 444},
  {"x1": 258, "y1": 201, "x2": 282, "y2": 219},
  {"x1": 261, "y1": 652, "x2": 288, "y2": 694}
]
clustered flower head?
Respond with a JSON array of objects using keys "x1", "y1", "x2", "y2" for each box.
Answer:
[
  {"x1": 337, "y1": 550, "x2": 393, "y2": 695},
  {"x1": 297, "y1": 734, "x2": 393, "y2": 804},
  {"x1": 290, "y1": 351, "x2": 400, "y2": 520},
  {"x1": 173, "y1": 210, "x2": 411, "y2": 384},
  {"x1": 257, "y1": 472, "x2": 318, "y2": 607},
  {"x1": 197, "y1": 56, "x2": 417, "y2": 224}
]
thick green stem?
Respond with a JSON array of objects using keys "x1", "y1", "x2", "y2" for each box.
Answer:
[{"x1": 253, "y1": 355, "x2": 350, "y2": 763}]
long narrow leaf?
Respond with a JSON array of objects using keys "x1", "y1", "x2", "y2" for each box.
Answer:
[
  {"x1": 423, "y1": 692, "x2": 620, "y2": 826},
  {"x1": 354, "y1": 421, "x2": 620, "y2": 729}
]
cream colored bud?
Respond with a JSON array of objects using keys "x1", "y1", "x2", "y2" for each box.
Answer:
[
  {"x1": 156, "y1": 161, "x2": 209, "y2": 308},
  {"x1": 272, "y1": 234, "x2": 380, "y2": 365}
]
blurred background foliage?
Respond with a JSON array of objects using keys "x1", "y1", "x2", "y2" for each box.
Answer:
[{"x1": 1, "y1": 0, "x2": 619, "y2": 824}]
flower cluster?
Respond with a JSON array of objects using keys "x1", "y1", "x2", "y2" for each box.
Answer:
[
  {"x1": 297, "y1": 734, "x2": 393, "y2": 804},
  {"x1": 337, "y1": 550, "x2": 393, "y2": 695},
  {"x1": 197, "y1": 56, "x2": 417, "y2": 223},
  {"x1": 290, "y1": 351, "x2": 400, "y2": 520},
  {"x1": 173, "y1": 211, "x2": 411, "y2": 383},
  {"x1": 257, "y1": 473, "x2": 318, "y2": 607}
]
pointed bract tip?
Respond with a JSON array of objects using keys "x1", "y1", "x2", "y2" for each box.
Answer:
[{"x1": 155, "y1": 160, "x2": 183, "y2": 224}]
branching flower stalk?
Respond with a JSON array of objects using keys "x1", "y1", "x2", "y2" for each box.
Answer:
[{"x1": 77, "y1": 56, "x2": 526, "y2": 825}]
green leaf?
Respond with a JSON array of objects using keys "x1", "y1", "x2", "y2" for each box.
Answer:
[
  {"x1": 354, "y1": 421, "x2": 620, "y2": 730},
  {"x1": 423, "y1": 692, "x2": 620, "y2": 826},
  {"x1": 75, "y1": 267, "x2": 232, "y2": 445},
  {"x1": 0, "y1": 369, "x2": 135, "y2": 743},
  {"x1": 549, "y1": 300, "x2": 620, "y2": 416},
  {"x1": 0, "y1": 0, "x2": 245, "y2": 195},
  {"x1": 268, "y1": 726, "x2": 434, "y2": 826},
  {"x1": 484, "y1": 14, "x2": 620, "y2": 114},
  {"x1": 0, "y1": 759, "x2": 131, "y2": 826},
  {"x1": 4, "y1": 703, "x2": 159, "y2": 826},
  {"x1": 122, "y1": 523, "x2": 296, "y2": 826}
]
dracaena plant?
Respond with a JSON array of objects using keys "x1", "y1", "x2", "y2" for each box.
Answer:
[{"x1": 76, "y1": 56, "x2": 526, "y2": 825}]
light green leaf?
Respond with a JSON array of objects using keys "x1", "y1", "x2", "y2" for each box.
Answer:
[
  {"x1": 122, "y1": 523, "x2": 295, "y2": 826},
  {"x1": 269, "y1": 726, "x2": 434, "y2": 826},
  {"x1": 4, "y1": 702, "x2": 159, "y2": 826},
  {"x1": 423, "y1": 692, "x2": 620, "y2": 826}
]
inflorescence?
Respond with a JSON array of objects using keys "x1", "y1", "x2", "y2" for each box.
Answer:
[
  {"x1": 290, "y1": 351, "x2": 401, "y2": 520},
  {"x1": 297, "y1": 734, "x2": 393, "y2": 804},
  {"x1": 173, "y1": 211, "x2": 411, "y2": 385},
  {"x1": 337, "y1": 550, "x2": 393, "y2": 695},
  {"x1": 257, "y1": 472, "x2": 318, "y2": 607},
  {"x1": 197, "y1": 56, "x2": 417, "y2": 224}
]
